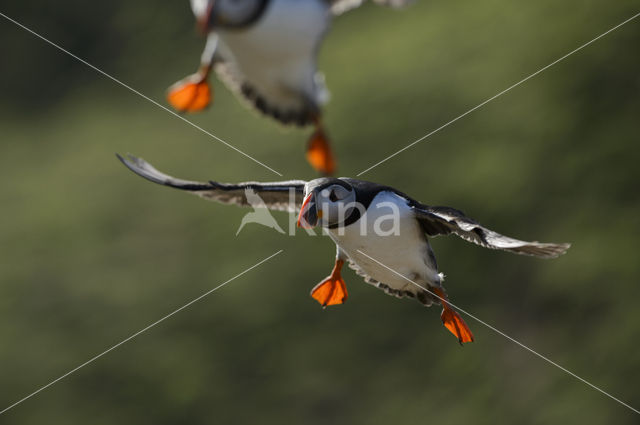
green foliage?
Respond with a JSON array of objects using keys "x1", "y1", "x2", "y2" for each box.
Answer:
[{"x1": 0, "y1": 1, "x2": 639, "y2": 423}]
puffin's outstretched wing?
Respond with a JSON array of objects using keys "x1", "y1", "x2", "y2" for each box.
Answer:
[
  {"x1": 330, "y1": 0, "x2": 414, "y2": 15},
  {"x1": 117, "y1": 154, "x2": 306, "y2": 212},
  {"x1": 410, "y1": 203, "x2": 570, "y2": 259}
]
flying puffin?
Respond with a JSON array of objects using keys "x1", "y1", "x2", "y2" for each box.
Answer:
[
  {"x1": 167, "y1": 0, "x2": 415, "y2": 175},
  {"x1": 117, "y1": 154, "x2": 570, "y2": 344}
]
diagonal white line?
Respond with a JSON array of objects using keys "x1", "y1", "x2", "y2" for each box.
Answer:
[
  {"x1": 0, "y1": 249, "x2": 283, "y2": 416},
  {"x1": 0, "y1": 11, "x2": 283, "y2": 177},
  {"x1": 357, "y1": 11, "x2": 640, "y2": 176},
  {"x1": 356, "y1": 249, "x2": 640, "y2": 415}
]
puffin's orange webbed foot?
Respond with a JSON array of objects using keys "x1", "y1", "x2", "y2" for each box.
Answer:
[
  {"x1": 433, "y1": 287, "x2": 474, "y2": 344},
  {"x1": 311, "y1": 259, "x2": 347, "y2": 307},
  {"x1": 167, "y1": 73, "x2": 212, "y2": 113},
  {"x1": 306, "y1": 124, "x2": 336, "y2": 176},
  {"x1": 441, "y1": 308, "x2": 474, "y2": 344}
]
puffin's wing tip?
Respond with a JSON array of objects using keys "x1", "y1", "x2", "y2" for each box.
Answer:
[
  {"x1": 546, "y1": 242, "x2": 571, "y2": 258},
  {"x1": 516, "y1": 241, "x2": 571, "y2": 259},
  {"x1": 115, "y1": 153, "x2": 175, "y2": 187}
]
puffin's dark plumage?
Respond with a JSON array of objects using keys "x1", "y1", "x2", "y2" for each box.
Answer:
[
  {"x1": 116, "y1": 154, "x2": 305, "y2": 212},
  {"x1": 118, "y1": 154, "x2": 570, "y2": 343}
]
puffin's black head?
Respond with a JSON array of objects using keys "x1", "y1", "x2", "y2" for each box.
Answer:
[
  {"x1": 194, "y1": 0, "x2": 268, "y2": 32},
  {"x1": 297, "y1": 178, "x2": 357, "y2": 229}
]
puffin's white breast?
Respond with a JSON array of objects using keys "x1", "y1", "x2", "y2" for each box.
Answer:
[
  {"x1": 327, "y1": 191, "x2": 441, "y2": 290},
  {"x1": 216, "y1": 0, "x2": 330, "y2": 107}
]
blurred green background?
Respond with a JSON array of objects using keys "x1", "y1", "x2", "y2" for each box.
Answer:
[{"x1": 1, "y1": 1, "x2": 639, "y2": 423}]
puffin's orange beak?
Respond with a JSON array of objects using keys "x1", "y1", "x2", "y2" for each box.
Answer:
[
  {"x1": 196, "y1": 0, "x2": 215, "y2": 34},
  {"x1": 297, "y1": 193, "x2": 318, "y2": 228}
]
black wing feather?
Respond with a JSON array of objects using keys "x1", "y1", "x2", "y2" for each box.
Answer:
[
  {"x1": 411, "y1": 202, "x2": 570, "y2": 259},
  {"x1": 117, "y1": 154, "x2": 306, "y2": 212}
]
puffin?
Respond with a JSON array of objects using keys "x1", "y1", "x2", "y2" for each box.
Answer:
[
  {"x1": 167, "y1": 0, "x2": 414, "y2": 175},
  {"x1": 117, "y1": 154, "x2": 570, "y2": 344}
]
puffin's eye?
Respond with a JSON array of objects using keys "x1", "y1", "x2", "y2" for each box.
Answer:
[{"x1": 329, "y1": 190, "x2": 338, "y2": 202}]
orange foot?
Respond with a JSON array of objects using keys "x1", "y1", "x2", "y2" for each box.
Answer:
[
  {"x1": 433, "y1": 287, "x2": 474, "y2": 344},
  {"x1": 311, "y1": 259, "x2": 348, "y2": 307},
  {"x1": 441, "y1": 308, "x2": 474, "y2": 345},
  {"x1": 167, "y1": 74, "x2": 212, "y2": 113},
  {"x1": 306, "y1": 124, "x2": 336, "y2": 176}
]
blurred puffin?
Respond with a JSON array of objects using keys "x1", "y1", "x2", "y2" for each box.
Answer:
[
  {"x1": 118, "y1": 154, "x2": 570, "y2": 344},
  {"x1": 167, "y1": 0, "x2": 414, "y2": 175}
]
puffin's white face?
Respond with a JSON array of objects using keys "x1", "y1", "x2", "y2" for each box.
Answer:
[{"x1": 298, "y1": 182, "x2": 357, "y2": 229}]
